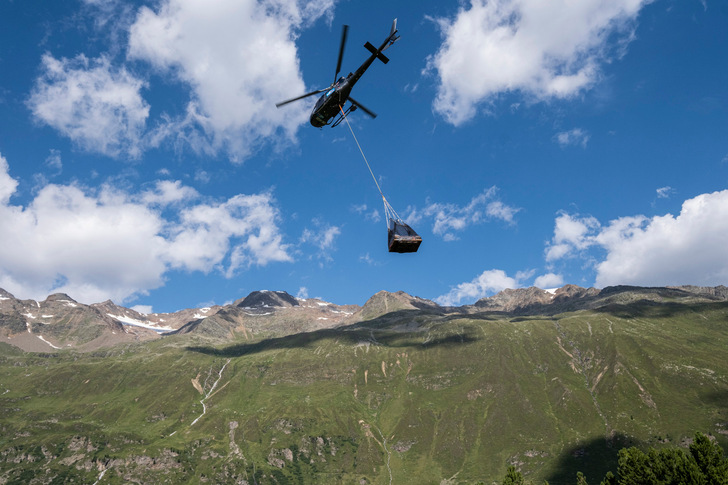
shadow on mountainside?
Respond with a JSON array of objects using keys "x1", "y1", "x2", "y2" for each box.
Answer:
[
  {"x1": 594, "y1": 300, "x2": 728, "y2": 320},
  {"x1": 186, "y1": 309, "x2": 480, "y2": 358},
  {"x1": 703, "y1": 389, "x2": 728, "y2": 427},
  {"x1": 543, "y1": 433, "x2": 638, "y2": 485}
]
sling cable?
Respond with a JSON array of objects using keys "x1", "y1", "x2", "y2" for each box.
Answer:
[{"x1": 339, "y1": 105, "x2": 421, "y2": 253}]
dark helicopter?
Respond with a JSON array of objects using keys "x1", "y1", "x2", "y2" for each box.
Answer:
[{"x1": 276, "y1": 19, "x2": 399, "y2": 128}]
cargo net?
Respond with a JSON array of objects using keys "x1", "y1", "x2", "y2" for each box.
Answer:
[
  {"x1": 340, "y1": 105, "x2": 422, "y2": 253},
  {"x1": 383, "y1": 197, "x2": 422, "y2": 253}
]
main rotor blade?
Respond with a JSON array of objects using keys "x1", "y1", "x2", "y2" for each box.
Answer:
[
  {"x1": 334, "y1": 25, "x2": 349, "y2": 83},
  {"x1": 348, "y1": 97, "x2": 377, "y2": 119},
  {"x1": 275, "y1": 89, "x2": 326, "y2": 108}
]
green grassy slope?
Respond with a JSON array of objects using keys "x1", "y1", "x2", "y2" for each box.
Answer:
[{"x1": 1, "y1": 300, "x2": 727, "y2": 484}]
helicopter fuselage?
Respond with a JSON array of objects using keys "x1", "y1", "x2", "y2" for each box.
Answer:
[
  {"x1": 310, "y1": 75, "x2": 356, "y2": 127},
  {"x1": 275, "y1": 19, "x2": 398, "y2": 127},
  {"x1": 309, "y1": 32, "x2": 396, "y2": 127}
]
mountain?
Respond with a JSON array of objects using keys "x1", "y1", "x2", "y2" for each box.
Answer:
[
  {"x1": 3, "y1": 285, "x2": 728, "y2": 352},
  {"x1": 175, "y1": 291, "x2": 358, "y2": 339},
  {"x1": 235, "y1": 290, "x2": 300, "y2": 310},
  {"x1": 357, "y1": 290, "x2": 441, "y2": 321},
  {"x1": 1, "y1": 284, "x2": 728, "y2": 484},
  {"x1": 0, "y1": 291, "x2": 147, "y2": 352}
]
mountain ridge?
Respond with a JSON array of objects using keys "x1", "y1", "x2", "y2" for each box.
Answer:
[{"x1": 2, "y1": 284, "x2": 727, "y2": 352}]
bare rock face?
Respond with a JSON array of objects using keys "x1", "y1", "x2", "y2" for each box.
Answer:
[
  {"x1": 235, "y1": 290, "x2": 300, "y2": 310},
  {"x1": 474, "y1": 287, "x2": 554, "y2": 312},
  {"x1": 357, "y1": 291, "x2": 440, "y2": 321}
]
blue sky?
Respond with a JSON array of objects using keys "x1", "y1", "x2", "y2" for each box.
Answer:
[{"x1": 1, "y1": 0, "x2": 727, "y2": 312}]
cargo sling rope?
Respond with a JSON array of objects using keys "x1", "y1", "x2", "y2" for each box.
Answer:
[{"x1": 339, "y1": 105, "x2": 422, "y2": 253}]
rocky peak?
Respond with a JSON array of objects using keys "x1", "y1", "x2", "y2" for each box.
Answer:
[
  {"x1": 236, "y1": 290, "x2": 299, "y2": 309},
  {"x1": 359, "y1": 291, "x2": 439, "y2": 320},
  {"x1": 43, "y1": 293, "x2": 79, "y2": 306}
]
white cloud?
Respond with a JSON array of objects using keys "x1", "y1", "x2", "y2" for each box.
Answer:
[
  {"x1": 555, "y1": 128, "x2": 590, "y2": 148},
  {"x1": 352, "y1": 203, "x2": 382, "y2": 223},
  {"x1": 545, "y1": 212, "x2": 600, "y2": 261},
  {"x1": 534, "y1": 272, "x2": 564, "y2": 289},
  {"x1": 28, "y1": 54, "x2": 149, "y2": 158},
  {"x1": 141, "y1": 180, "x2": 200, "y2": 206},
  {"x1": 422, "y1": 187, "x2": 520, "y2": 240},
  {"x1": 127, "y1": 0, "x2": 334, "y2": 160},
  {"x1": 130, "y1": 304, "x2": 153, "y2": 315},
  {"x1": 166, "y1": 191, "x2": 292, "y2": 278},
  {"x1": 428, "y1": 0, "x2": 651, "y2": 125},
  {"x1": 545, "y1": 190, "x2": 728, "y2": 288},
  {"x1": 300, "y1": 219, "x2": 341, "y2": 264},
  {"x1": 595, "y1": 190, "x2": 728, "y2": 287},
  {"x1": 0, "y1": 154, "x2": 18, "y2": 204},
  {"x1": 0, "y1": 155, "x2": 291, "y2": 305},
  {"x1": 436, "y1": 269, "x2": 518, "y2": 306},
  {"x1": 45, "y1": 149, "x2": 63, "y2": 172},
  {"x1": 656, "y1": 186, "x2": 674, "y2": 199}
]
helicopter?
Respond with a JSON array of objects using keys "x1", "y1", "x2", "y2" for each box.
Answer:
[{"x1": 276, "y1": 19, "x2": 400, "y2": 128}]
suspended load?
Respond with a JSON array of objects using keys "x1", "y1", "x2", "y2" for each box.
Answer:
[
  {"x1": 384, "y1": 198, "x2": 422, "y2": 253},
  {"x1": 388, "y1": 218, "x2": 422, "y2": 253}
]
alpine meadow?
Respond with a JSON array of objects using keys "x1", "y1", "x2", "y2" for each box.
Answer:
[{"x1": 2, "y1": 285, "x2": 728, "y2": 483}]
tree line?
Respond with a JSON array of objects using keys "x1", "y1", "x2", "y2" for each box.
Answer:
[{"x1": 497, "y1": 432, "x2": 728, "y2": 485}]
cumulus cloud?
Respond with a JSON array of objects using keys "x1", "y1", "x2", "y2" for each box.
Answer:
[
  {"x1": 0, "y1": 154, "x2": 291, "y2": 304},
  {"x1": 545, "y1": 212, "x2": 600, "y2": 261},
  {"x1": 420, "y1": 187, "x2": 520, "y2": 240},
  {"x1": 436, "y1": 269, "x2": 518, "y2": 306},
  {"x1": 28, "y1": 54, "x2": 149, "y2": 158},
  {"x1": 428, "y1": 0, "x2": 651, "y2": 124},
  {"x1": 534, "y1": 272, "x2": 564, "y2": 289},
  {"x1": 545, "y1": 190, "x2": 728, "y2": 287},
  {"x1": 128, "y1": 0, "x2": 334, "y2": 160}
]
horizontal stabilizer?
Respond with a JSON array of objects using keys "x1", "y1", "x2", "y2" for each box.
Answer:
[{"x1": 364, "y1": 41, "x2": 389, "y2": 64}]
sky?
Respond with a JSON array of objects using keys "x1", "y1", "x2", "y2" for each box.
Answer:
[{"x1": 1, "y1": 0, "x2": 727, "y2": 313}]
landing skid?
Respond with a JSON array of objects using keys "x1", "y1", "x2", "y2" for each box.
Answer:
[{"x1": 331, "y1": 104, "x2": 358, "y2": 127}]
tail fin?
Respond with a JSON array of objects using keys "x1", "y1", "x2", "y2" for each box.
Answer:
[
  {"x1": 382, "y1": 18, "x2": 399, "y2": 52},
  {"x1": 367, "y1": 18, "x2": 400, "y2": 62}
]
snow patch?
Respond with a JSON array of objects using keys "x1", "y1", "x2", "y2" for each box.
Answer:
[
  {"x1": 193, "y1": 307, "x2": 212, "y2": 318},
  {"x1": 107, "y1": 313, "x2": 174, "y2": 333},
  {"x1": 37, "y1": 335, "x2": 61, "y2": 349},
  {"x1": 544, "y1": 288, "x2": 558, "y2": 296}
]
